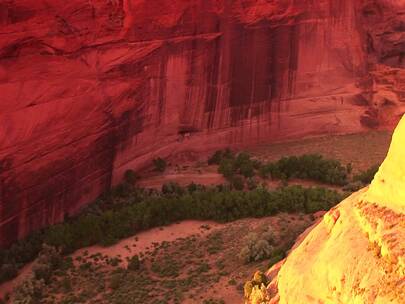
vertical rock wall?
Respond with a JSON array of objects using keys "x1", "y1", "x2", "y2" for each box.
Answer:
[{"x1": 0, "y1": 0, "x2": 404, "y2": 246}]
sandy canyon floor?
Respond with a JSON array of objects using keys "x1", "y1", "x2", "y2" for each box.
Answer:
[{"x1": 0, "y1": 130, "x2": 393, "y2": 303}]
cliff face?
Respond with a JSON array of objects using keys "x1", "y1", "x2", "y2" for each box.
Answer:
[
  {"x1": 0, "y1": 0, "x2": 404, "y2": 246},
  {"x1": 255, "y1": 115, "x2": 405, "y2": 304}
]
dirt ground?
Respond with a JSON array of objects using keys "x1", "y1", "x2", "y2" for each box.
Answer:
[
  {"x1": 23, "y1": 215, "x2": 314, "y2": 304},
  {"x1": 0, "y1": 131, "x2": 392, "y2": 303}
]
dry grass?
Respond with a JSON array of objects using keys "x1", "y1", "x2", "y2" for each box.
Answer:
[
  {"x1": 29, "y1": 215, "x2": 313, "y2": 304},
  {"x1": 249, "y1": 131, "x2": 392, "y2": 172}
]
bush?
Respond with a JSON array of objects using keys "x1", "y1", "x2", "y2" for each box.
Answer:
[
  {"x1": 208, "y1": 150, "x2": 224, "y2": 165},
  {"x1": 235, "y1": 153, "x2": 255, "y2": 178},
  {"x1": 0, "y1": 263, "x2": 17, "y2": 283},
  {"x1": 32, "y1": 244, "x2": 62, "y2": 283},
  {"x1": 239, "y1": 231, "x2": 275, "y2": 263},
  {"x1": 274, "y1": 154, "x2": 348, "y2": 185},
  {"x1": 353, "y1": 164, "x2": 379, "y2": 184},
  {"x1": 109, "y1": 273, "x2": 123, "y2": 290},
  {"x1": 124, "y1": 170, "x2": 138, "y2": 184},
  {"x1": 13, "y1": 277, "x2": 45, "y2": 304},
  {"x1": 268, "y1": 252, "x2": 285, "y2": 268},
  {"x1": 153, "y1": 157, "x2": 167, "y2": 172},
  {"x1": 218, "y1": 158, "x2": 236, "y2": 179},
  {"x1": 213, "y1": 150, "x2": 349, "y2": 186},
  {"x1": 239, "y1": 161, "x2": 255, "y2": 178},
  {"x1": 217, "y1": 151, "x2": 258, "y2": 181},
  {"x1": 187, "y1": 182, "x2": 198, "y2": 193},
  {"x1": 127, "y1": 255, "x2": 140, "y2": 271},
  {"x1": 162, "y1": 182, "x2": 184, "y2": 196},
  {"x1": 208, "y1": 148, "x2": 234, "y2": 165},
  {"x1": 246, "y1": 177, "x2": 259, "y2": 190},
  {"x1": 346, "y1": 162, "x2": 353, "y2": 174},
  {"x1": 343, "y1": 181, "x2": 364, "y2": 192},
  {"x1": 258, "y1": 163, "x2": 275, "y2": 179},
  {"x1": 231, "y1": 176, "x2": 245, "y2": 191}
]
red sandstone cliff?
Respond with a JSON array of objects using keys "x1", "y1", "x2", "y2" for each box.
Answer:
[{"x1": 0, "y1": 0, "x2": 404, "y2": 246}]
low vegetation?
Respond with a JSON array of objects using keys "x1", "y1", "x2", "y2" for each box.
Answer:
[
  {"x1": 238, "y1": 230, "x2": 275, "y2": 263},
  {"x1": 1, "y1": 150, "x2": 377, "y2": 293},
  {"x1": 210, "y1": 149, "x2": 349, "y2": 187},
  {"x1": 124, "y1": 170, "x2": 138, "y2": 185},
  {"x1": 0, "y1": 182, "x2": 343, "y2": 285},
  {"x1": 153, "y1": 157, "x2": 167, "y2": 173},
  {"x1": 210, "y1": 149, "x2": 382, "y2": 192},
  {"x1": 353, "y1": 164, "x2": 379, "y2": 184},
  {"x1": 8, "y1": 215, "x2": 310, "y2": 304}
]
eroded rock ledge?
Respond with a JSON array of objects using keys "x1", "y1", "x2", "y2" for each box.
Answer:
[{"x1": 247, "y1": 115, "x2": 405, "y2": 303}]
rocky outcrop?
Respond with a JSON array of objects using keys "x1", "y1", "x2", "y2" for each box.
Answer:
[
  {"x1": 0, "y1": 0, "x2": 404, "y2": 246},
  {"x1": 252, "y1": 115, "x2": 405, "y2": 304}
]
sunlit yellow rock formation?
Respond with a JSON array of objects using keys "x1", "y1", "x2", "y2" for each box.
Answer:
[
  {"x1": 362, "y1": 115, "x2": 405, "y2": 214},
  {"x1": 253, "y1": 115, "x2": 405, "y2": 304}
]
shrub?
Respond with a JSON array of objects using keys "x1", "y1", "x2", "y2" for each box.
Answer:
[
  {"x1": 216, "y1": 151, "x2": 258, "y2": 180},
  {"x1": 239, "y1": 232, "x2": 274, "y2": 263},
  {"x1": 257, "y1": 154, "x2": 350, "y2": 186},
  {"x1": 267, "y1": 248, "x2": 286, "y2": 267},
  {"x1": 303, "y1": 186, "x2": 343, "y2": 214},
  {"x1": 162, "y1": 182, "x2": 184, "y2": 195},
  {"x1": 231, "y1": 176, "x2": 245, "y2": 191},
  {"x1": 239, "y1": 161, "x2": 255, "y2": 178},
  {"x1": 13, "y1": 277, "x2": 45, "y2": 304},
  {"x1": 235, "y1": 153, "x2": 255, "y2": 178},
  {"x1": 187, "y1": 182, "x2": 198, "y2": 193},
  {"x1": 127, "y1": 255, "x2": 140, "y2": 271},
  {"x1": 213, "y1": 150, "x2": 352, "y2": 185},
  {"x1": 343, "y1": 181, "x2": 364, "y2": 192},
  {"x1": 61, "y1": 277, "x2": 72, "y2": 292},
  {"x1": 0, "y1": 263, "x2": 17, "y2": 283},
  {"x1": 153, "y1": 157, "x2": 167, "y2": 172},
  {"x1": 353, "y1": 164, "x2": 379, "y2": 184},
  {"x1": 346, "y1": 162, "x2": 353, "y2": 174},
  {"x1": 32, "y1": 244, "x2": 62, "y2": 283},
  {"x1": 208, "y1": 150, "x2": 225, "y2": 165},
  {"x1": 218, "y1": 158, "x2": 236, "y2": 179},
  {"x1": 258, "y1": 163, "x2": 274, "y2": 179},
  {"x1": 109, "y1": 273, "x2": 123, "y2": 290},
  {"x1": 268, "y1": 254, "x2": 284, "y2": 268},
  {"x1": 246, "y1": 177, "x2": 259, "y2": 190},
  {"x1": 275, "y1": 154, "x2": 348, "y2": 185},
  {"x1": 124, "y1": 170, "x2": 138, "y2": 184}
]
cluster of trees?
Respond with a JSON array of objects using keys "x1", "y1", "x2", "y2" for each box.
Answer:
[
  {"x1": 0, "y1": 183, "x2": 343, "y2": 285},
  {"x1": 210, "y1": 149, "x2": 350, "y2": 187},
  {"x1": 353, "y1": 164, "x2": 379, "y2": 184},
  {"x1": 210, "y1": 149, "x2": 382, "y2": 189},
  {"x1": 260, "y1": 154, "x2": 349, "y2": 186}
]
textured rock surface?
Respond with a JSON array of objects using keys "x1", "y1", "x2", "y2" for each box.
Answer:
[
  {"x1": 0, "y1": 0, "x2": 404, "y2": 246},
  {"x1": 256, "y1": 115, "x2": 405, "y2": 304}
]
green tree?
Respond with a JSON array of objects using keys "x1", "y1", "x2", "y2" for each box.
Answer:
[
  {"x1": 153, "y1": 157, "x2": 167, "y2": 172},
  {"x1": 124, "y1": 169, "x2": 138, "y2": 184}
]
